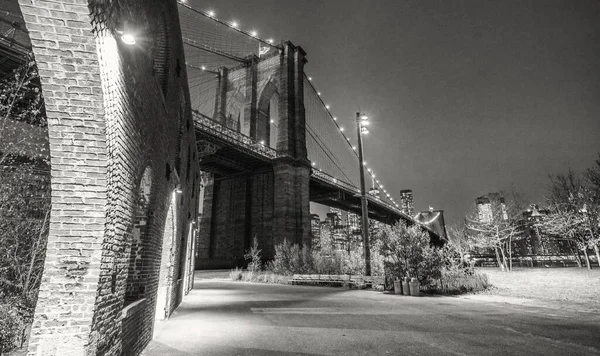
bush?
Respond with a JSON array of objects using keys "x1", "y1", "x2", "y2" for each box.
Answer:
[
  {"x1": 312, "y1": 250, "x2": 343, "y2": 275},
  {"x1": 227, "y1": 268, "x2": 291, "y2": 285},
  {"x1": 380, "y1": 222, "x2": 443, "y2": 289},
  {"x1": 339, "y1": 249, "x2": 364, "y2": 275},
  {"x1": 244, "y1": 237, "x2": 262, "y2": 272},
  {"x1": 229, "y1": 267, "x2": 243, "y2": 281},
  {"x1": 267, "y1": 239, "x2": 313, "y2": 275},
  {"x1": 267, "y1": 238, "x2": 386, "y2": 277},
  {"x1": 433, "y1": 266, "x2": 490, "y2": 294}
]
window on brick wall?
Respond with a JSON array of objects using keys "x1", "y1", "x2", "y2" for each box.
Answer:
[{"x1": 124, "y1": 167, "x2": 152, "y2": 304}]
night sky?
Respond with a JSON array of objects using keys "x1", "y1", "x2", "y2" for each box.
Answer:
[{"x1": 187, "y1": 0, "x2": 600, "y2": 224}]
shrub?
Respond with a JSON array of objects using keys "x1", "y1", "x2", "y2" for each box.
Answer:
[
  {"x1": 380, "y1": 222, "x2": 443, "y2": 289},
  {"x1": 312, "y1": 250, "x2": 343, "y2": 275},
  {"x1": 228, "y1": 268, "x2": 291, "y2": 285},
  {"x1": 244, "y1": 237, "x2": 262, "y2": 272},
  {"x1": 267, "y1": 239, "x2": 386, "y2": 277},
  {"x1": 340, "y1": 249, "x2": 364, "y2": 275},
  {"x1": 267, "y1": 239, "x2": 313, "y2": 275},
  {"x1": 229, "y1": 267, "x2": 243, "y2": 281},
  {"x1": 433, "y1": 266, "x2": 490, "y2": 294}
]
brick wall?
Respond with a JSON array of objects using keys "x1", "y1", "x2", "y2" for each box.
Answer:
[{"x1": 16, "y1": 0, "x2": 200, "y2": 355}]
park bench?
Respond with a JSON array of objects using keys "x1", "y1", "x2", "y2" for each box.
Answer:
[
  {"x1": 291, "y1": 274, "x2": 385, "y2": 288},
  {"x1": 481, "y1": 261, "x2": 498, "y2": 267}
]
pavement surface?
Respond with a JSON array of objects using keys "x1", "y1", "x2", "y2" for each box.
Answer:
[{"x1": 142, "y1": 271, "x2": 600, "y2": 356}]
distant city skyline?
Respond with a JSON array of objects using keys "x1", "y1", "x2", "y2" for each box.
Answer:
[{"x1": 190, "y1": 0, "x2": 600, "y2": 224}]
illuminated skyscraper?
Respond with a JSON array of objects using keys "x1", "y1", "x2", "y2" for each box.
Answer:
[
  {"x1": 476, "y1": 193, "x2": 506, "y2": 223},
  {"x1": 400, "y1": 189, "x2": 414, "y2": 216}
]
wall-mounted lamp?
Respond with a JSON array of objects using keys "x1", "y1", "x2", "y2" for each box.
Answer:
[
  {"x1": 175, "y1": 186, "x2": 183, "y2": 194},
  {"x1": 116, "y1": 21, "x2": 137, "y2": 45}
]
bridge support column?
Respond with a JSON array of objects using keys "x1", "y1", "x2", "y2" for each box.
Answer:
[
  {"x1": 272, "y1": 41, "x2": 311, "y2": 248},
  {"x1": 273, "y1": 159, "x2": 311, "y2": 248}
]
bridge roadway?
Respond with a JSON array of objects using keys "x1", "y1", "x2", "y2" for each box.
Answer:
[
  {"x1": 193, "y1": 111, "x2": 444, "y2": 244},
  {"x1": 143, "y1": 272, "x2": 600, "y2": 356}
]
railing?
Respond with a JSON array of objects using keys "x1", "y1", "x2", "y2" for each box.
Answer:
[
  {"x1": 311, "y1": 169, "x2": 419, "y2": 225},
  {"x1": 192, "y1": 110, "x2": 276, "y2": 159},
  {"x1": 311, "y1": 169, "x2": 361, "y2": 195}
]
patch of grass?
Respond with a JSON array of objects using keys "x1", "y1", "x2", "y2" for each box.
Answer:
[{"x1": 478, "y1": 267, "x2": 600, "y2": 308}]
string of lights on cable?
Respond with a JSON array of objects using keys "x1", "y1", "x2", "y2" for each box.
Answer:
[
  {"x1": 177, "y1": 0, "x2": 402, "y2": 211},
  {"x1": 303, "y1": 74, "x2": 401, "y2": 209}
]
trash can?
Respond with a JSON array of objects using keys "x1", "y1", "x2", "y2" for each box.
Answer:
[
  {"x1": 409, "y1": 277, "x2": 420, "y2": 297},
  {"x1": 402, "y1": 277, "x2": 410, "y2": 296},
  {"x1": 393, "y1": 279, "x2": 402, "y2": 294}
]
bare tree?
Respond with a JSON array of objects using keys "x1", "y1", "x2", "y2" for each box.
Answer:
[
  {"x1": 446, "y1": 223, "x2": 472, "y2": 266},
  {"x1": 586, "y1": 154, "x2": 600, "y2": 265},
  {"x1": 542, "y1": 168, "x2": 599, "y2": 269},
  {"x1": 465, "y1": 188, "x2": 527, "y2": 271},
  {"x1": 0, "y1": 56, "x2": 49, "y2": 351},
  {"x1": 0, "y1": 55, "x2": 46, "y2": 165},
  {"x1": 539, "y1": 204, "x2": 592, "y2": 269}
]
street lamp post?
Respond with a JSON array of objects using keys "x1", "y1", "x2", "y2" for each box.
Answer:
[{"x1": 356, "y1": 112, "x2": 371, "y2": 276}]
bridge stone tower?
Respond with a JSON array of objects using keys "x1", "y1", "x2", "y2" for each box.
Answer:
[{"x1": 197, "y1": 42, "x2": 311, "y2": 268}]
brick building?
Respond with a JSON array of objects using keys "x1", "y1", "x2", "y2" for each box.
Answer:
[{"x1": 7, "y1": 0, "x2": 200, "y2": 355}]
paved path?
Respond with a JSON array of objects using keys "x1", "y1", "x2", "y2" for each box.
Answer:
[{"x1": 142, "y1": 273, "x2": 600, "y2": 356}]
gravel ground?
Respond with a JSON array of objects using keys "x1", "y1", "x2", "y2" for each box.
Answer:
[{"x1": 477, "y1": 267, "x2": 600, "y2": 311}]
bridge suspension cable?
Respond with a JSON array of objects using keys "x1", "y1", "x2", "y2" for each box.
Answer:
[
  {"x1": 178, "y1": 1, "x2": 281, "y2": 120},
  {"x1": 178, "y1": 1, "x2": 402, "y2": 210},
  {"x1": 303, "y1": 75, "x2": 401, "y2": 209}
]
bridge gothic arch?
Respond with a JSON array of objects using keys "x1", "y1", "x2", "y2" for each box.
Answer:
[{"x1": 256, "y1": 79, "x2": 280, "y2": 149}]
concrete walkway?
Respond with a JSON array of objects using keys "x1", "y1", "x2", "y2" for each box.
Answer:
[{"x1": 142, "y1": 272, "x2": 600, "y2": 356}]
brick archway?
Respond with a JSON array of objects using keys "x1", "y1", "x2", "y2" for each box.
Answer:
[
  {"x1": 15, "y1": 1, "x2": 110, "y2": 354},
  {"x1": 14, "y1": 1, "x2": 201, "y2": 355}
]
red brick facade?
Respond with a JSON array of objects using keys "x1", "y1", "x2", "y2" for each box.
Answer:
[{"x1": 15, "y1": 0, "x2": 199, "y2": 355}]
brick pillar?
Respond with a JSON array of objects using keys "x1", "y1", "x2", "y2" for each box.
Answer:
[
  {"x1": 213, "y1": 67, "x2": 228, "y2": 124},
  {"x1": 244, "y1": 55, "x2": 259, "y2": 140},
  {"x1": 17, "y1": 1, "x2": 108, "y2": 354},
  {"x1": 273, "y1": 42, "x2": 311, "y2": 247}
]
